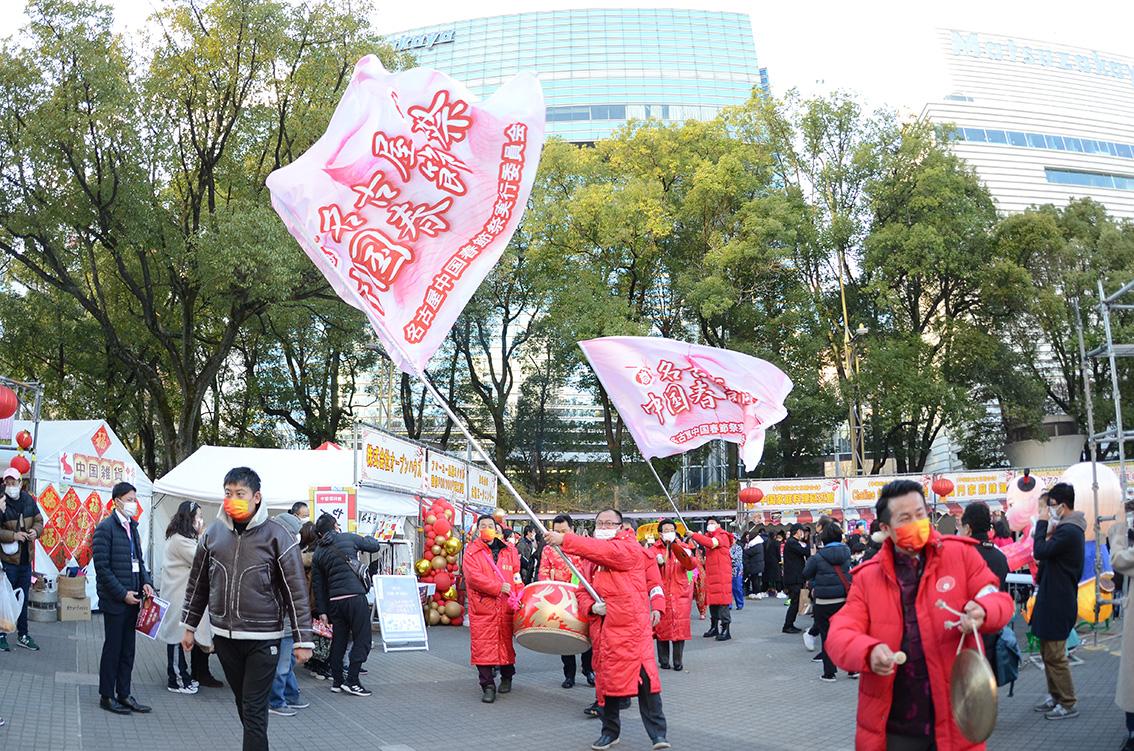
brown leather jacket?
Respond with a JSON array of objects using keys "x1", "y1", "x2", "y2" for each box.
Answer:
[
  {"x1": 181, "y1": 502, "x2": 313, "y2": 647},
  {"x1": 1, "y1": 489, "x2": 44, "y2": 566}
]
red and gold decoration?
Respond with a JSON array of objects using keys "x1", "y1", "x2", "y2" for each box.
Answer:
[
  {"x1": 37, "y1": 484, "x2": 112, "y2": 571},
  {"x1": 738, "y1": 485, "x2": 764, "y2": 505},
  {"x1": 15, "y1": 430, "x2": 33, "y2": 451},
  {"x1": 931, "y1": 476, "x2": 955, "y2": 498},
  {"x1": 8, "y1": 454, "x2": 31, "y2": 476},
  {"x1": 512, "y1": 580, "x2": 590, "y2": 654},
  {"x1": 415, "y1": 497, "x2": 465, "y2": 627}
]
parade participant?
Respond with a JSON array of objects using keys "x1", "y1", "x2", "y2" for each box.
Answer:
[
  {"x1": 651, "y1": 519, "x2": 695, "y2": 671},
  {"x1": 0, "y1": 467, "x2": 42, "y2": 652},
  {"x1": 782, "y1": 524, "x2": 810, "y2": 634},
  {"x1": 92, "y1": 482, "x2": 153, "y2": 715},
  {"x1": 690, "y1": 516, "x2": 735, "y2": 641},
  {"x1": 1031, "y1": 483, "x2": 1086, "y2": 721},
  {"x1": 537, "y1": 514, "x2": 594, "y2": 688},
  {"x1": 827, "y1": 480, "x2": 1013, "y2": 751},
  {"x1": 547, "y1": 508, "x2": 670, "y2": 751},
  {"x1": 181, "y1": 467, "x2": 314, "y2": 751},
  {"x1": 462, "y1": 515, "x2": 522, "y2": 704}
]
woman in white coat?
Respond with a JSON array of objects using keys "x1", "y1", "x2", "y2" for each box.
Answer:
[
  {"x1": 158, "y1": 502, "x2": 217, "y2": 692},
  {"x1": 1109, "y1": 520, "x2": 1134, "y2": 751}
]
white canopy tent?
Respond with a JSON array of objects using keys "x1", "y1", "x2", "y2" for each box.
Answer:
[{"x1": 150, "y1": 445, "x2": 419, "y2": 581}]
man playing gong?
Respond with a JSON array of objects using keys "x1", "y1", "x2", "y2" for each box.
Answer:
[{"x1": 546, "y1": 508, "x2": 670, "y2": 751}]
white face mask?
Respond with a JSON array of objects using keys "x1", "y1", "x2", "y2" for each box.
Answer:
[
  {"x1": 4, "y1": 485, "x2": 19, "y2": 500},
  {"x1": 594, "y1": 528, "x2": 617, "y2": 541},
  {"x1": 121, "y1": 501, "x2": 138, "y2": 517},
  {"x1": 706, "y1": 523, "x2": 719, "y2": 533},
  {"x1": 661, "y1": 531, "x2": 676, "y2": 543},
  {"x1": 1049, "y1": 506, "x2": 1060, "y2": 521}
]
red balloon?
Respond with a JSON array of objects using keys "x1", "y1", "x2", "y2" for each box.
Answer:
[
  {"x1": 423, "y1": 550, "x2": 434, "y2": 560},
  {"x1": 433, "y1": 517, "x2": 451, "y2": 536},
  {"x1": 0, "y1": 386, "x2": 16, "y2": 420},
  {"x1": 9, "y1": 455, "x2": 30, "y2": 476},
  {"x1": 452, "y1": 616, "x2": 463, "y2": 626},
  {"x1": 15, "y1": 430, "x2": 33, "y2": 451},
  {"x1": 434, "y1": 572, "x2": 451, "y2": 592}
]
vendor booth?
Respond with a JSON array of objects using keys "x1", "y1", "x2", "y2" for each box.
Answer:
[{"x1": 0, "y1": 419, "x2": 153, "y2": 608}]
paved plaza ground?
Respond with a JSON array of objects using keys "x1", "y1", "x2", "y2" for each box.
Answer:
[{"x1": 0, "y1": 596, "x2": 1125, "y2": 751}]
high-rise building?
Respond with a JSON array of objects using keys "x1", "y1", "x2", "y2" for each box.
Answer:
[
  {"x1": 387, "y1": 8, "x2": 767, "y2": 143},
  {"x1": 922, "y1": 29, "x2": 1134, "y2": 220}
]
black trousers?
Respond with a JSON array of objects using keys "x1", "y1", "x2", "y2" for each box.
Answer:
[
  {"x1": 167, "y1": 643, "x2": 192, "y2": 685},
  {"x1": 886, "y1": 734, "x2": 936, "y2": 751},
  {"x1": 214, "y1": 636, "x2": 280, "y2": 751},
  {"x1": 602, "y1": 666, "x2": 667, "y2": 741},
  {"x1": 784, "y1": 585, "x2": 802, "y2": 628},
  {"x1": 812, "y1": 601, "x2": 845, "y2": 677},
  {"x1": 744, "y1": 572, "x2": 762, "y2": 595},
  {"x1": 191, "y1": 646, "x2": 217, "y2": 679},
  {"x1": 99, "y1": 605, "x2": 139, "y2": 700},
  {"x1": 477, "y1": 663, "x2": 515, "y2": 688},
  {"x1": 709, "y1": 603, "x2": 731, "y2": 625},
  {"x1": 562, "y1": 648, "x2": 593, "y2": 679},
  {"x1": 329, "y1": 595, "x2": 372, "y2": 686}
]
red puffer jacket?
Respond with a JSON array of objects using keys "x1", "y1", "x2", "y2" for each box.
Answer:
[
  {"x1": 826, "y1": 533, "x2": 1013, "y2": 751},
  {"x1": 565, "y1": 530, "x2": 664, "y2": 699},
  {"x1": 462, "y1": 538, "x2": 521, "y2": 666},
  {"x1": 650, "y1": 540, "x2": 695, "y2": 641},
  {"x1": 690, "y1": 529, "x2": 735, "y2": 605},
  {"x1": 537, "y1": 544, "x2": 591, "y2": 584}
]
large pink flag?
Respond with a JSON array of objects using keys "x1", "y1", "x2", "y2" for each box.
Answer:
[
  {"x1": 579, "y1": 337, "x2": 794, "y2": 468},
  {"x1": 267, "y1": 55, "x2": 545, "y2": 374}
]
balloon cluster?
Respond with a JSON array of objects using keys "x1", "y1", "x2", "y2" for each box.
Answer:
[{"x1": 414, "y1": 498, "x2": 464, "y2": 627}]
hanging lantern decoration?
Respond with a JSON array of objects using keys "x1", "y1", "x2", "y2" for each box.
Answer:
[
  {"x1": 9, "y1": 454, "x2": 31, "y2": 476},
  {"x1": 15, "y1": 430, "x2": 33, "y2": 451},
  {"x1": 0, "y1": 385, "x2": 17, "y2": 420},
  {"x1": 932, "y1": 476, "x2": 955, "y2": 498},
  {"x1": 738, "y1": 486, "x2": 764, "y2": 505}
]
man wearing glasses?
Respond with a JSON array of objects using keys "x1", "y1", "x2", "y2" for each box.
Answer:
[{"x1": 546, "y1": 508, "x2": 670, "y2": 751}]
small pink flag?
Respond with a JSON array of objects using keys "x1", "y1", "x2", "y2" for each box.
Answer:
[
  {"x1": 267, "y1": 56, "x2": 545, "y2": 375},
  {"x1": 579, "y1": 337, "x2": 793, "y2": 468}
]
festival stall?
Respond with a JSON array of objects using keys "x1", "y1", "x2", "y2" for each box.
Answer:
[{"x1": 0, "y1": 419, "x2": 153, "y2": 608}]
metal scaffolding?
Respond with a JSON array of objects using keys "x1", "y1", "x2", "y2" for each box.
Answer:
[{"x1": 1073, "y1": 279, "x2": 1131, "y2": 625}]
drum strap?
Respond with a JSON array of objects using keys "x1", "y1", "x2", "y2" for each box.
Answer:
[{"x1": 482, "y1": 549, "x2": 522, "y2": 610}]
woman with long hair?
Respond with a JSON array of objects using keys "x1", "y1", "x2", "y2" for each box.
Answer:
[{"x1": 158, "y1": 501, "x2": 221, "y2": 692}]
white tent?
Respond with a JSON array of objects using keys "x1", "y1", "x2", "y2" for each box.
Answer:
[
  {"x1": 150, "y1": 445, "x2": 419, "y2": 581},
  {"x1": 0, "y1": 419, "x2": 154, "y2": 608}
]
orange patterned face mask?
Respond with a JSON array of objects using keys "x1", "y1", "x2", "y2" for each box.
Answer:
[
  {"x1": 224, "y1": 497, "x2": 254, "y2": 522},
  {"x1": 894, "y1": 518, "x2": 931, "y2": 552}
]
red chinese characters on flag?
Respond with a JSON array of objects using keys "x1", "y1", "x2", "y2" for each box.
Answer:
[
  {"x1": 579, "y1": 337, "x2": 794, "y2": 469},
  {"x1": 266, "y1": 56, "x2": 545, "y2": 374}
]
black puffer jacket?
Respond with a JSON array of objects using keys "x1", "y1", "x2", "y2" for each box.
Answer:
[
  {"x1": 91, "y1": 511, "x2": 153, "y2": 615},
  {"x1": 311, "y1": 531, "x2": 383, "y2": 615},
  {"x1": 743, "y1": 536, "x2": 765, "y2": 575},
  {"x1": 802, "y1": 543, "x2": 852, "y2": 600},
  {"x1": 782, "y1": 537, "x2": 810, "y2": 586}
]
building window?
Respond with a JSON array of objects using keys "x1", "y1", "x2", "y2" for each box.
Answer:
[
  {"x1": 1044, "y1": 168, "x2": 1134, "y2": 191},
  {"x1": 954, "y1": 127, "x2": 1134, "y2": 161}
]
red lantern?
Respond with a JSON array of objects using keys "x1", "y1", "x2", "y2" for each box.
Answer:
[
  {"x1": 932, "y1": 477, "x2": 955, "y2": 498},
  {"x1": 9, "y1": 455, "x2": 31, "y2": 476},
  {"x1": 0, "y1": 386, "x2": 16, "y2": 420},
  {"x1": 738, "y1": 486, "x2": 764, "y2": 505},
  {"x1": 15, "y1": 430, "x2": 33, "y2": 451}
]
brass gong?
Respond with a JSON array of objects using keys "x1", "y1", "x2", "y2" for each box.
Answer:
[{"x1": 950, "y1": 648, "x2": 998, "y2": 742}]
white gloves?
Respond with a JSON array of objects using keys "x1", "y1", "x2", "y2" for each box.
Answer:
[{"x1": 591, "y1": 602, "x2": 607, "y2": 616}]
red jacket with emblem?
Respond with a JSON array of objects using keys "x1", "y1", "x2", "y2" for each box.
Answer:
[
  {"x1": 462, "y1": 537, "x2": 521, "y2": 666},
  {"x1": 538, "y1": 544, "x2": 592, "y2": 584},
  {"x1": 690, "y1": 529, "x2": 735, "y2": 605},
  {"x1": 650, "y1": 539, "x2": 695, "y2": 641},
  {"x1": 566, "y1": 530, "x2": 665, "y2": 698},
  {"x1": 825, "y1": 533, "x2": 1013, "y2": 751}
]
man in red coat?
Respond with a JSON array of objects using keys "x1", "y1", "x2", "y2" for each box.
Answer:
[
  {"x1": 547, "y1": 508, "x2": 670, "y2": 751},
  {"x1": 538, "y1": 513, "x2": 595, "y2": 689},
  {"x1": 826, "y1": 480, "x2": 1014, "y2": 751},
  {"x1": 690, "y1": 516, "x2": 736, "y2": 641},
  {"x1": 651, "y1": 519, "x2": 695, "y2": 671},
  {"x1": 462, "y1": 515, "x2": 522, "y2": 704}
]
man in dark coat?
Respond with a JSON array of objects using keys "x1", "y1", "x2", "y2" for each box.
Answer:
[
  {"x1": 781, "y1": 524, "x2": 810, "y2": 634},
  {"x1": 1, "y1": 466, "x2": 44, "y2": 652},
  {"x1": 743, "y1": 529, "x2": 765, "y2": 598},
  {"x1": 1032, "y1": 483, "x2": 1086, "y2": 721},
  {"x1": 92, "y1": 482, "x2": 154, "y2": 715}
]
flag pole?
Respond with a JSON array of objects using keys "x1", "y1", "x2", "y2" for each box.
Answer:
[
  {"x1": 396, "y1": 347, "x2": 602, "y2": 604},
  {"x1": 646, "y1": 457, "x2": 690, "y2": 532}
]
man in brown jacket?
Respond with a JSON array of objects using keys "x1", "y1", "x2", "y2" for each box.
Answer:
[
  {"x1": 1, "y1": 467, "x2": 43, "y2": 652},
  {"x1": 181, "y1": 467, "x2": 313, "y2": 751}
]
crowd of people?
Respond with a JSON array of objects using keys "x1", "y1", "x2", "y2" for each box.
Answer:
[{"x1": 0, "y1": 462, "x2": 1131, "y2": 749}]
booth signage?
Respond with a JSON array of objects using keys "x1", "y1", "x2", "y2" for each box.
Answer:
[
  {"x1": 468, "y1": 466, "x2": 497, "y2": 505},
  {"x1": 743, "y1": 478, "x2": 840, "y2": 508},
  {"x1": 310, "y1": 486, "x2": 357, "y2": 530},
  {"x1": 373, "y1": 574, "x2": 429, "y2": 651},
  {"x1": 425, "y1": 451, "x2": 467, "y2": 500},
  {"x1": 359, "y1": 428, "x2": 426, "y2": 492}
]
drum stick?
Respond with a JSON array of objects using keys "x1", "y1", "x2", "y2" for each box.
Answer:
[{"x1": 894, "y1": 651, "x2": 907, "y2": 665}]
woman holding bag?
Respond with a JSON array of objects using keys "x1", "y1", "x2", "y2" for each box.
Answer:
[{"x1": 158, "y1": 502, "x2": 219, "y2": 692}]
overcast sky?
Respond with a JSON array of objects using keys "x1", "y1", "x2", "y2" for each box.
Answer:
[{"x1": 3, "y1": 0, "x2": 1130, "y2": 115}]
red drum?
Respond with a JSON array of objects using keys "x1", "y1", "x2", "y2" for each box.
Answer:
[{"x1": 513, "y1": 580, "x2": 591, "y2": 655}]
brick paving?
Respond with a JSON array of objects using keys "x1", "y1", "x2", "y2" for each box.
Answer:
[{"x1": 0, "y1": 598, "x2": 1125, "y2": 750}]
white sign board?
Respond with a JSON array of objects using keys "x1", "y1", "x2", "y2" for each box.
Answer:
[
  {"x1": 373, "y1": 575, "x2": 429, "y2": 652},
  {"x1": 468, "y1": 466, "x2": 497, "y2": 506},
  {"x1": 425, "y1": 451, "x2": 467, "y2": 500},
  {"x1": 359, "y1": 428, "x2": 426, "y2": 492}
]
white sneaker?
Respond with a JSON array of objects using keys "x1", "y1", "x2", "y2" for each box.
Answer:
[
  {"x1": 746, "y1": 594, "x2": 758, "y2": 600},
  {"x1": 755, "y1": 593, "x2": 767, "y2": 600},
  {"x1": 775, "y1": 592, "x2": 787, "y2": 600},
  {"x1": 803, "y1": 630, "x2": 817, "y2": 652}
]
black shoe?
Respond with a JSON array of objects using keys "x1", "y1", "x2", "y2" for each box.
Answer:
[
  {"x1": 1123, "y1": 737, "x2": 1134, "y2": 751},
  {"x1": 498, "y1": 677, "x2": 512, "y2": 694},
  {"x1": 342, "y1": 683, "x2": 371, "y2": 697},
  {"x1": 562, "y1": 678, "x2": 575, "y2": 688},
  {"x1": 591, "y1": 734, "x2": 620, "y2": 750},
  {"x1": 716, "y1": 625, "x2": 732, "y2": 642},
  {"x1": 702, "y1": 626, "x2": 719, "y2": 638},
  {"x1": 783, "y1": 626, "x2": 803, "y2": 634},
  {"x1": 618, "y1": 698, "x2": 631, "y2": 710},
  {"x1": 811, "y1": 654, "x2": 824, "y2": 663},
  {"x1": 193, "y1": 672, "x2": 224, "y2": 688},
  {"x1": 585, "y1": 672, "x2": 596, "y2": 686},
  {"x1": 482, "y1": 685, "x2": 496, "y2": 703},
  {"x1": 118, "y1": 696, "x2": 151, "y2": 713},
  {"x1": 672, "y1": 641, "x2": 685, "y2": 671},
  {"x1": 584, "y1": 702, "x2": 600, "y2": 718},
  {"x1": 99, "y1": 697, "x2": 131, "y2": 715}
]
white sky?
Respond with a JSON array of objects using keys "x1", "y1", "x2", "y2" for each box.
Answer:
[{"x1": 3, "y1": 0, "x2": 1131, "y2": 115}]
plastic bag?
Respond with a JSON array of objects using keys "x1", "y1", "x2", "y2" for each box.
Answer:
[{"x1": 0, "y1": 571, "x2": 23, "y2": 634}]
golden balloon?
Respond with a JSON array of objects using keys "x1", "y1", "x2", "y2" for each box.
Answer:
[
  {"x1": 442, "y1": 585, "x2": 458, "y2": 601},
  {"x1": 425, "y1": 514, "x2": 437, "y2": 525},
  {"x1": 426, "y1": 609, "x2": 441, "y2": 626},
  {"x1": 414, "y1": 559, "x2": 432, "y2": 576},
  {"x1": 431, "y1": 545, "x2": 442, "y2": 556},
  {"x1": 431, "y1": 556, "x2": 447, "y2": 571},
  {"x1": 443, "y1": 536, "x2": 463, "y2": 555},
  {"x1": 440, "y1": 615, "x2": 451, "y2": 625},
  {"x1": 445, "y1": 555, "x2": 457, "y2": 565},
  {"x1": 443, "y1": 509, "x2": 454, "y2": 519},
  {"x1": 443, "y1": 601, "x2": 463, "y2": 619},
  {"x1": 435, "y1": 535, "x2": 447, "y2": 546}
]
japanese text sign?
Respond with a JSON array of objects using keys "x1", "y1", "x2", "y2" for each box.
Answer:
[
  {"x1": 425, "y1": 451, "x2": 467, "y2": 500},
  {"x1": 359, "y1": 428, "x2": 426, "y2": 492},
  {"x1": 579, "y1": 337, "x2": 793, "y2": 468},
  {"x1": 744, "y1": 479, "x2": 841, "y2": 508},
  {"x1": 310, "y1": 486, "x2": 357, "y2": 530},
  {"x1": 266, "y1": 56, "x2": 545, "y2": 375},
  {"x1": 468, "y1": 466, "x2": 497, "y2": 506},
  {"x1": 357, "y1": 510, "x2": 404, "y2": 541}
]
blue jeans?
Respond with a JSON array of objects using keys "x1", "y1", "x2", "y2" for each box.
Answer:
[
  {"x1": 269, "y1": 635, "x2": 300, "y2": 709},
  {"x1": 732, "y1": 573, "x2": 745, "y2": 609},
  {"x1": 4, "y1": 563, "x2": 31, "y2": 636}
]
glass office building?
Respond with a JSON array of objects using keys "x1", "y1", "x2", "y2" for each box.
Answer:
[{"x1": 388, "y1": 8, "x2": 767, "y2": 143}]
